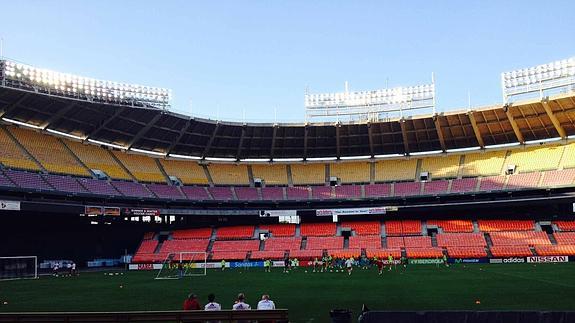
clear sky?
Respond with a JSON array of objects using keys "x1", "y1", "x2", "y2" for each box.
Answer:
[{"x1": 1, "y1": 0, "x2": 574, "y2": 122}]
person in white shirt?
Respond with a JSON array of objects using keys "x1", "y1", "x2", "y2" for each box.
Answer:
[
  {"x1": 257, "y1": 294, "x2": 276, "y2": 310},
  {"x1": 204, "y1": 293, "x2": 221, "y2": 311},
  {"x1": 345, "y1": 257, "x2": 354, "y2": 276},
  {"x1": 232, "y1": 293, "x2": 251, "y2": 310},
  {"x1": 71, "y1": 263, "x2": 77, "y2": 276}
]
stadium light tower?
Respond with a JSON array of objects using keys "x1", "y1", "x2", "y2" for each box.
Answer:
[
  {"x1": 304, "y1": 75, "x2": 436, "y2": 122},
  {"x1": 501, "y1": 57, "x2": 575, "y2": 102},
  {"x1": 0, "y1": 59, "x2": 171, "y2": 109}
]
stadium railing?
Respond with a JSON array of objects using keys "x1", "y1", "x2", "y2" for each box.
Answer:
[{"x1": 0, "y1": 309, "x2": 289, "y2": 322}]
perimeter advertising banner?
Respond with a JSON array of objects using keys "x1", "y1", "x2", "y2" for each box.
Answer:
[
  {"x1": 122, "y1": 208, "x2": 160, "y2": 216},
  {"x1": 408, "y1": 258, "x2": 444, "y2": 265},
  {"x1": 316, "y1": 207, "x2": 387, "y2": 217},
  {"x1": 448, "y1": 258, "x2": 489, "y2": 264},
  {"x1": 526, "y1": 256, "x2": 569, "y2": 263},
  {"x1": 0, "y1": 200, "x2": 21, "y2": 211},
  {"x1": 260, "y1": 210, "x2": 297, "y2": 217}
]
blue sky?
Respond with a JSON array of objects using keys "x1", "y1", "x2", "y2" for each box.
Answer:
[{"x1": 1, "y1": 0, "x2": 574, "y2": 122}]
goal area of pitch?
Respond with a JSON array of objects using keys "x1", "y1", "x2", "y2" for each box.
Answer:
[
  {"x1": 0, "y1": 256, "x2": 38, "y2": 281},
  {"x1": 155, "y1": 252, "x2": 207, "y2": 279}
]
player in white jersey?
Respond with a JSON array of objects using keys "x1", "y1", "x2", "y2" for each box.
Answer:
[
  {"x1": 257, "y1": 294, "x2": 276, "y2": 310},
  {"x1": 232, "y1": 293, "x2": 251, "y2": 310},
  {"x1": 204, "y1": 293, "x2": 221, "y2": 311},
  {"x1": 345, "y1": 257, "x2": 354, "y2": 275}
]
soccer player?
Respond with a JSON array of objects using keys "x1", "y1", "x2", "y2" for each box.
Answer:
[
  {"x1": 71, "y1": 262, "x2": 77, "y2": 276},
  {"x1": 264, "y1": 259, "x2": 271, "y2": 273},
  {"x1": 52, "y1": 263, "x2": 59, "y2": 277},
  {"x1": 283, "y1": 256, "x2": 290, "y2": 273},
  {"x1": 312, "y1": 257, "x2": 319, "y2": 272},
  {"x1": 204, "y1": 293, "x2": 221, "y2": 311},
  {"x1": 232, "y1": 293, "x2": 251, "y2": 310},
  {"x1": 220, "y1": 259, "x2": 226, "y2": 271},
  {"x1": 376, "y1": 258, "x2": 385, "y2": 275},
  {"x1": 387, "y1": 254, "x2": 394, "y2": 271},
  {"x1": 183, "y1": 293, "x2": 201, "y2": 310},
  {"x1": 443, "y1": 254, "x2": 449, "y2": 267},
  {"x1": 257, "y1": 294, "x2": 276, "y2": 310},
  {"x1": 345, "y1": 257, "x2": 354, "y2": 275}
]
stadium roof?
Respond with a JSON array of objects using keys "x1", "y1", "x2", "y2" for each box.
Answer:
[{"x1": 1, "y1": 86, "x2": 575, "y2": 160}]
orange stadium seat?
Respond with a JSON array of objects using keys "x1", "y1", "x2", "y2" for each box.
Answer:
[
  {"x1": 259, "y1": 224, "x2": 296, "y2": 237},
  {"x1": 365, "y1": 249, "x2": 401, "y2": 259},
  {"x1": 554, "y1": 221, "x2": 575, "y2": 231},
  {"x1": 403, "y1": 236, "x2": 432, "y2": 248},
  {"x1": 306, "y1": 236, "x2": 343, "y2": 250},
  {"x1": 216, "y1": 226, "x2": 254, "y2": 239},
  {"x1": 341, "y1": 221, "x2": 380, "y2": 235},
  {"x1": 405, "y1": 248, "x2": 444, "y2": 258},
  {"x1": 385, "y1": 220, "x2": 421, "y2": 236},
  {"x1": 554, "y1": 232, "x2": 575, "y2": 245},
  {"x1": 211, "y1": 240, "x2": 260, "y2": 252},
  {"x1": 159, "y1": 239, "x2": 209, "y2": 255},
  {"x1": 489, "y1": 231, "x2": 551, "y2": 246},
  {"x1": 172, "y1": 228, "x2": 213, "y2": 239},
  {"x1": 264, "y1": 237, "x2": 302, "y2": 251},
  {"x1": 288, "y1": 249, "x2": 323, "y2": 260},
  {"x1": 534, "y1": 245, "x2": 575, "y2": 256},
  {"x1": 329, "y1": 249, "x2": 362, "y2": 258},
  {"x1": 427, "y1": 219, "x2": 474, "y2": 232},
  {"x1": 478, "y1": 220, "x2": 534, "y2": 232},
  {"x1": 386, "y1": 236, "x2": 404, "y2": 248},
  {"x1": 208, "y1": 164, "x2": 250, "y2": 185},
  {"x1": 251, "y1": 164, "x2": 288, "y2": 185},
  {"x1": 349, "y1": 235, "x2": 381, "y2": 249},
  {"x1": 112, "y1": 151, "x2": 166, "y2": 183},
  {"x1": 211, "y1": 251, "x2": 247, "y2": 261},
  {"x1": 446, "y1": 247, "x2": 487, "y2": 258},
  {"x1": 300, "y1": 223, "x2": 336, "y2": 237},
  {"x1": 250, "y1": 250, "x2": 286, "y2": 260},
  {"x1": 159, "y1": 159, "x2": 208, "y2": 185},
  {"x1": 436, "y1": 233, "x2": 486, "y2": 247},
  {"x1": 490, "y1": 245, "x2": 533, "y2": 257}
]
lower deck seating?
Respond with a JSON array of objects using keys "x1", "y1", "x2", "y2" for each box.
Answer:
[
  {"x1": 428, "y1": 220, "x2": 474, "y2": 233},
  {"x1": 541, "y1": 169, "x2": 575, "y2": 187},
  {"x1": 306, "y1": 236, "x2": 343, "y2": 250},
  {"x1": 147, "y1": 184, "x2": 184, "y2": 199},
  {"x1": 259, "y1": 224, "x2": 296, "y2": 237},
  {"x1": 286, "y1": 187, "x2": 310, "y2": 200},
  {"x1": 450, "y1": 178, "x2": 478, "y2": 193},
  {"x1": 288, "y1": 249, "x2": 322, "y2": 259},
  {"x1": 423, "y1": 180, "x2": 449, "y2": 195},
  {"x1": 250, "y1": 250, "x2": 286, "y2": 260},
  {"x1": 479, "y1": 176, "x2": 506, "y2": 191},
  {"x1": 0, "y1": 171, "x2": 15, "y2": 187},
  {"x1": 234, "y1": 187, "x2": 259, "y2": 200},
  {"x1": 160, "y1": 239, "x2": 210, "y2": 254},
  {"x1": 405, "y1": 248, "x2": 444, "y2": 258},
  {"x1": 172, "y1": 228, "x2": 213, "y2": 239},
  {"x1": 261, "y1": 187, "x2": 284, "y2": 200},
  {"x1": 328, "y1": 249, "x2": 362, "y2": 258},
  {"x1": 208, "y1": 187, "x2": 233, "y2": 200},
  {"x1": 364, "y1": 184, "x2": 391, "y2": 197},
  {"x1": 181, "y1": 186, "x2": 211, "y2": 200},
  {"x1": 554, "y1": 232, "x2": 575, "y2": 245},
  {"x1": 311, "y1": 186, "x2": 332, "y2": 199},
  {"x1": 394, "y1": 182, "x2": 421, "y2": 196},
  {"x1": 349, "y1": 236, "x2": 381, "y2": 249},
  {"x1": 211, "y1": 240, "x2": 260, "y2": 252},
  {"x1": 133, "y1": 240, "x2": 159, "y2": 262},
  {"x1": 385, "y1": 220, "x2": 421, "y2": 236},
  {"x1": 554, "y1": 221, "x2": 575, "y2": 231},
  {"x1": 43, "y1": 174, "x2": 88, "y2": 194},
  {"x1": 478, "y1": 220, "x2": 534, "y2": 232},
  {"x1": 446, "y1": 247, "x2": 487, "y2": 258},
  {"x1": 490, "y1": 245, "x2": 533, "y2": 257},
  {"x1": 436, "y1": 233, "x2": 486, "y2": 247},
  {"x1": 216, "y1": 226, "x2": 254, "y2": 239},
  {"x1": 334, "y1": 185, "x2": 361, "y2": 199},
  {"x1": 489, "y1": 231, "x2": 551, "y2": 246},
  {"x1": 534, "y1": 245, "x2": 575, "y2": 256},
  {"x1": 78, "y1": 178, "x2": 120, "y2": 195},
  {"x1": 403, "y1": 236, "x2": 432, "y2": 248},
  {"x1": 211, "y1": 251, "x2": 247, "y2": 261},
  {"x1": 264, "y1": 237, "x2": 302, "y2": 251},
  {"x1": 111, "y1": 181, "x2": 153, "y2": 198},
  {"x1": 341, "y1": 221, "x2": 381, "y2": 235},
  {"x1": 300, "y1": 223, "x2": 336, "y2": 236},
  {"x1": 5, "y1": 169, "x2": 53, "y2": 191},
  {"x1": 365, "y1": 249, "x2": 402, "y2": 259}
]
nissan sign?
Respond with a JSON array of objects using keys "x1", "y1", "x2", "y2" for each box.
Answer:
[{"x1": 527, "y1": 256, "x2": 568, "y2": 263}]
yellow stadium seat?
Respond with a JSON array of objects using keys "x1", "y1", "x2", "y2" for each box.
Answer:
[
  {"x1": 8, "y1": 126, "x2": 89, "y2": 176},
  {"x1": 330, "y1": 162, "x2": 370, "y2": 183},
  {"x1": 505, "y1": 145, "x2": 563, "y2": 173},
  {"x1": 290, "y1": 163, "x2": 325, "y2": 185},
  {"x1": 374, "y1": 158, "x2": 417, "y2": 182},
  {"x1": 461, "y1": 150, "x2": 507, "y2": 177},
  {"x1": 251, "y1": 164, "x2": 288, "y2": 185},
  {"x1": 561, "y1": 143, "x2": 575, "y2": 169},
  {"x1": 208, "y1": 164, "x2": 249, "y2": 185},
  {"x1": 420, "y1": 154, "x2": 460, "y2": 179},
  {"x1": 160, "y1": 159, "x2": 208, "y2": 185},
  {"x1": 65, "y1": 140, "x2": 132, "y2": 180},
  {"x1": 112, "y1": 151, "x2": 166, "y2": 183},
  {"x1": 0, "y1": 127, "x2": 40, "y2": 171}
]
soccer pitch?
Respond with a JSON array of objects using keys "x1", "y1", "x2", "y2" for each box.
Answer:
[{"x1": 2, "y1": 263, "x2": 575, "y2": 322}]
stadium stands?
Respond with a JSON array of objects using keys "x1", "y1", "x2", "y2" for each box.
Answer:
[
  {"x1": 306, "y1": 236, "x2": 343, "y2": 250},
  {"x1": 65, "y1": 141, "x2": 131, "y2": 180},
  {"x1": 506, "y1": 172, "x2": 541, "y2": 190},
  {"x1": 422, "y1": 180, "x2": 449, "y2": 195},
  {"x1": 0, "y1": 171, "x2": 15, "y2": 187},
  {"x1": 436, "y1": 233, "x2": 486, "y2": 247},
  {"x1": 364, "y1": 183, "x2": 391, "y2": 198},
  {"x1": 386, "y1": 236, "x2": 405, "y2": 248},
  {"x1": 489, "y1": 231, "x2": 551, "y2": 246},
  {"x1": 554, "y1": 232, "x2": 575, "y2": 245},
  {"x1": 211, "y1": 240, "x2": 260, "y2": 251},
  {"x1": 385, "y1": 220, "x2": 421, "y2": 236},
  {"x1": 478, "y1": 175, "x2": 506, "y2": 191},
  {"x1": 534, "y1": 245, "x2": 575, "y2": 256},
  {"x1": 43, "y1": 174, "x2": 88, "y2": 194},
  {"x1": 0, "y1": 126, "x2": 40, "y2": 171},
  {"x1": 208, "y1": 164, "x2": 250, "y2": 185},
  {"x1": 208, "y1": 187, "x2": 234, "y2": 200},
  {"x1": 147, "y1": 184, "x2": 184, "y2": 199},
  {"x1": 341, "y1": 221, "x2": 380, "y2": 235},
  {"x1": 562, "y1": 143, "x2": 575, "y2": 169},
  {"x1": 211, "y1": 251, "x2": 247, "y2": 261},
  {"x1": 261, "y1": 187, "x2": 284, "y2": 200},
  {"x1": 250, "y1": 250, "x2": 286, "y2": 260},
  {"x1": 181, "y1": 186, "x2": 211, "y2": 200},
  {"x1": 251, "y1": 164, "x2": 288, "y2": 185},
  {"x1": 78, "y1": 178, "x2": 120, "y2": 196},
  {"x1": 365, "y1": 249, "x2": 401, "y2": 259},
  {"x1": 461, "y1": 150, "x2": 506, "y2": 177},
  {"x1": 5, "y1": 169, "x2": 53, "y2": 191},
  {"x1": 330, "y1": 162, "x2": 370, "y2": 183},
  {"x1": 133, "y1": 240, "x2": 159, "y2": 262},
  {"x1": 160, "y1": 239, "x2": 210, "y2": 254},
  {"x1": 234, "y1": 187, "x2": 259, "y2": 200},
  {"x1": 450, "y1": 178, "x2": 478, "y2": 193},
  {"x1": 112, "y1": 152, "x2": 165, "y2": 183},
  {"x1": 427, "y1": 220, "x2": 474, "y2": 233},
  {"x1": 290, "y1": 164, "x2": 325, "y2": 185},
  {"x1": 216, "y1": 226, "x2": 254, "y2": 239},
  {"x1": 478, "y1": 220, "x2": 534, "y2": 232},
  {"x1": 541, "y1": 169, "x2": 575, "y2": 187},
  {"x1": 394, "y1": 182, "x2": 421, "y2": 196},
  {"x1": 329, "y1": 249, "x2": 362, "y2": 258},
  {"x1": 259, "y1": 224, "x2": 296, "y2": 237},
  {"x1": 554, "y1": 221, "x2": 575, "y2": 231},
  {"x1": 405, "y1": 248, "x2": 444, "y2": 258},
  {"x1": 311, "y1": 186, "x2": 332, "y2": 199},
  {"x1": 403, "y1": 236, "x2": 432, "y2": 248},
  {"x1": 288, "y1": 249, "x2": 322, "y2": 259},
  {"x1": 9, "y1": 126, "x2": 89, "y2": 176},
  {"x1": 334, "y1": 185, "x2": 361, "y2": 199},
  {"x1": 419, "y1": 154, "x2": 460, "y2": 179},
  {"x1": 286, "y1": 186, "x2": 310, "y2": 200},
  {"x1": 349, "y1": 236, "x2": 382, "y2": 249},
  {"x1": 111, "y1": 180, "x2": 154, "y2": 198},
  {"x1": 172, "y1": 228, "x2": 213, "y2": 239},
  {"x1": 446, "y1": 247, "x2": 487, "y2": 258},
  {"x1": 300, "y1": 223, "x2": 336, "y2": 236},
  {"x1": 505, "y1": 145, "x2": 564, "y2": 173},
  {"x1": 159, "y1": 159, "x2": 208, "y2": 185},
  {"x1": 264, "y1": 237, "x2": 302, "y2": 251},
  {"x1": 374, "y1": 159, "x2": 417, "y2": 182},
  {"x1": 490, "y1": 245, "x2": 533, "y2": 257}
]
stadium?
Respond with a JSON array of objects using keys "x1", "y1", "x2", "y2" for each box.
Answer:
[{"x1": 2, "y1": 3, "x2": 575, "y2": 323}]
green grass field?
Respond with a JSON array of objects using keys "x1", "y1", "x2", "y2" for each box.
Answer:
[{"x1": 2, "y1": 263, "x2": 575, "y2": 322}]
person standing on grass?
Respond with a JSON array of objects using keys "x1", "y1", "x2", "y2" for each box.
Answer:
[
  {"x1": 257, "y1": 294, "x2": 276, "y2": 310},
  {"x1": 387, "y1": 254, "x2": 394, "y2": 271},
  {"x1": 376, "y1": 258, "x2": 385, "y2": 275},
  {"x1": 220, "y1": 259, "x2": 226, "y2": 271},
  {"x1": 204, "y1": 293, "x2": 221, "y2": 311},
  {"x1": 345, "y1": 257, "x2": 354, "y2": 276},
  {"x1": 232, "y1": 293, "x2": 251, "y2": 310},
  {"x1": 443, "y1": 254, "x2": 449, "y2": 267},
  {"x1": 71, "y1": 262, "x2": 77, "y2": 276},
  {"x1": 183, "y1": 293, "x2": 201, "y2": 310}
]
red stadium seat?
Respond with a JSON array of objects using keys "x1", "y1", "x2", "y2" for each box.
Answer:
[
  {"x1": 436, "y1": 233, "x2": 486, "y2": 247},
  {"x1": 489, "y1": 231, "x2": 550, "y2": 246},
  {"x1": 172, "y1": 228, "x2": 212, "y2": 239},
  {"x1": 306, "y1": 237, "x2": 343, "y2": 250},
  {"x1": 211, "y1": 240, "x2": 260, "y2": 252},
  {"x1": 427, "y1": 219, "x2": 474, "y2": 233},
  {"x1": 405, "y1": 248, "x2": 444, "y2": 258},
  {"x1": 478, "y1": 220, "x2": 534, "y2": 232},
  {"x1": 328, "y1": 249, "x2": 362, "y2": 258},
  {"x1": 365, "y1": 249, "x2": 401, "y2": 259},
  {"x1": 534, "y1": 245, "x2": 575, "y2": 256},
  {"x1": 490, "y1": 245, "x2": 533, "y2": 257},
  {"x1": 403, "y1": 236, "x2": 432, "y2": 248},
  {"x1": 216, "y1": 226, "x2": 255, "y2": 239},
  {"x1": 211, "y1": 251, "x2": 247, "y2": 261},
  {"x1": 385, "y1": 220, "x2": 421, "y2": 236},
  {"x1": 340, "y1": 221, "x2": 380, "y2": 235},
  {"x1": 250, "y1": 250, "x2": 286, "y2": 260},
  {"x1": 264, "y1": 237, "x2": 302, "y2": 251},
  {"x1": 554, "y1": 232, "x2": 575, "y2": 245},
  {"x1": 259, "y1": 224, "x2": 296, "y2": 237},
  {"x1": 446, "y1": 247, "x2": 487, "y2": 258},
  {"x1": 300, "y1": 223, "x2": 336, "y2": 236},
  {"x1": 349, "y1": 235, "x2": 381, "y2": 249},
  {"x1": 554, "y1": 221, "x2": 575, "y2": 231}
]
